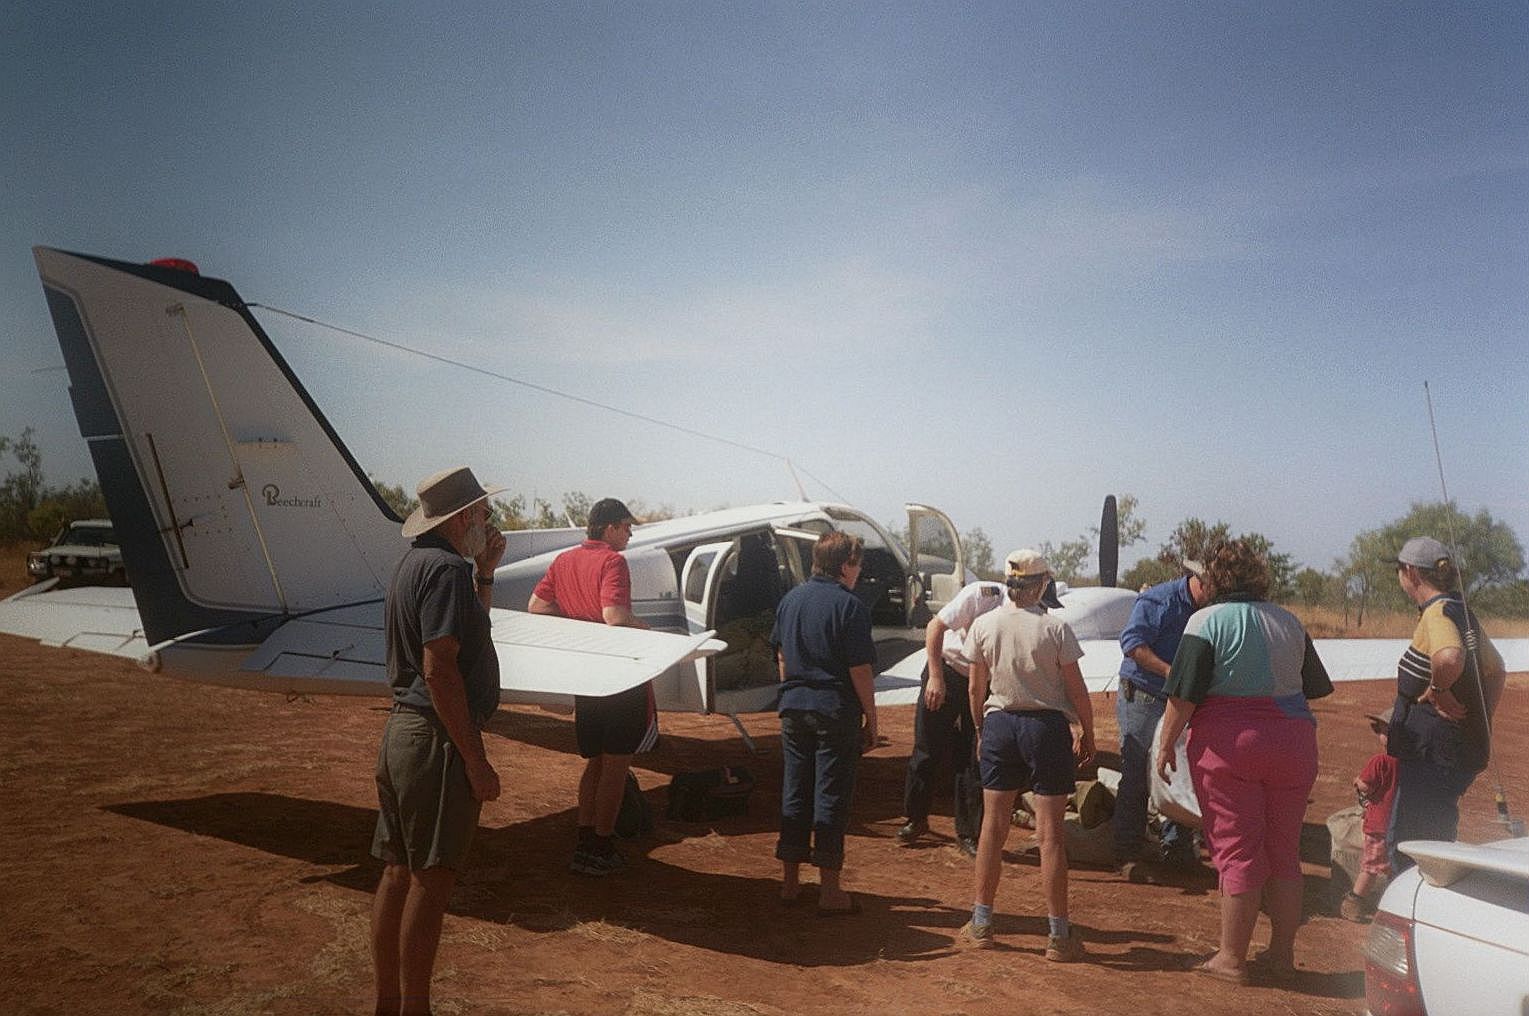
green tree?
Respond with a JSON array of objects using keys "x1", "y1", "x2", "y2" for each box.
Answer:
[
  {"x1": 0, "y1": 428, "x2": 45, "y2": 542},
  {"x1": 1149, "y1": 517, "x2": 1295, "y2": 601},
  {"x1": 1122, "y1": 556, "x2": 1178, "y2": 590},
  {"x1": 1336, "y1": 501, "x2": 1526, "y2": 625},
  {"x1": 963, "y1": 526, "x2": 997, "y2": 579},
  {"x1": 1293, "y1": 567, "x2": 1331, "y2": 608},
  {"x1": 371, "y1": 478, "x2": 418, "y2": 519},
  {"x1": 27, "y1": 479, "x2": 108, "y2": 541},
  {"x1": 1036, "y1": 537, "x2": 1092, "y2": 584},
  {"x1": 1089, "y1": 492, "x2": 1148, "y2": 551}
]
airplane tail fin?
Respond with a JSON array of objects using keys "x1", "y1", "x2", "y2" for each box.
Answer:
[{"x1": 33, "y1": 248, "x2": 406, "y2": 647}]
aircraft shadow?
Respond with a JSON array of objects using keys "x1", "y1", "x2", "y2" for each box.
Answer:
[{"x1": 105, "y1": 792, "x2": 953, "y2": 966}]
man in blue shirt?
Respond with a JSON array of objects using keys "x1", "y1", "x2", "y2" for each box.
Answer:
[
  {"x1": 771, "y1": 531, "x2": 879, "y2": 915},
  {"x1": 1113, "y1": 560, "x2": 1211, "y2": 871}
]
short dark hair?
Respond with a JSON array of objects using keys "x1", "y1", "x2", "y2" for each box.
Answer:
[
  {"x1": 812, "y1": 531, "x2": 864, "y2": 577},
  {"x1": 587, "y1": 497, "x2": 635, "y2": 540}
]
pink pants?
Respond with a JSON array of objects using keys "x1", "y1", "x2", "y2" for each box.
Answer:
[{"x1": 1187, "y1": 699, "x2": 1318, "y2": 896}]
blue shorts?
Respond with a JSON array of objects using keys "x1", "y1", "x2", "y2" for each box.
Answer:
[{"x1": 979, "y1": 709, "x2": 1076, "y2": 796}]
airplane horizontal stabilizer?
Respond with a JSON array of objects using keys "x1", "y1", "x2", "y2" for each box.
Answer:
[{"x1": 0, "y1": 583, "x2": 149, "y2": 658}]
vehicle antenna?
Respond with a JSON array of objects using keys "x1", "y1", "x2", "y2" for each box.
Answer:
[{"x1": 1423, "y1": 382, "x2": 1521, "y2": 836}]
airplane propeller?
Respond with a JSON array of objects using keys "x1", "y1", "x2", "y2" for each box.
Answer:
[{"x1": 1099, "y1": 495, "x2": 1118, "y2": 588}]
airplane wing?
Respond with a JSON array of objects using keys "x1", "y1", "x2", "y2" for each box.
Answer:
[
  {"x1": 0, "y1": 581, "x2": 150, "y2": 658},
  {"x1": 237, "y1": 606, "x2": 725, "y2": 703},
  {"x1": 2, "y1": 586, "x2": 722, "y2": 704},
  {"x1": 1312, "y1": 637, "x2": 1529, "y2": 683},
  {"x1": 872, "y1": 638, "x2": 1127, "y2": 705}
]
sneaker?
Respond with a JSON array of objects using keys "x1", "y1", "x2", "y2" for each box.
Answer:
[
  {"x1": 956, "y1": 835, "x2": 978, "y2": 858},
  {"x1": 1339, "y1": 891, "x2": 1373, "y2": 922},
  {"x1": 959, "y1": 918, "x2": 994, "y2": 949},
  {"x1": 896, "y1": 819, "x2": 928, "y2": 845},
  {"x1": 570, "y1": 846, "x2": 627, "y2": 877},
  {"x1": 1045, "y1": 927, "x2": 1084, "y2": 963}
]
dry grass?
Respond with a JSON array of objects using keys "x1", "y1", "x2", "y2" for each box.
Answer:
[
  {"x1": 1290, "y1": 604, "x2": 1529, "y2": 638},
  {"x1": 0, "y1": 541, "x2": 43, "y2": 595}
]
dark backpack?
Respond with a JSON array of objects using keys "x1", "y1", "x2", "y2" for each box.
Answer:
[
  {"x1": 614, "y1": 772, "x2": 654, "y2": 839},
  {"x1": 666, "y1": 766, "x2": 756, "y2": 822}
]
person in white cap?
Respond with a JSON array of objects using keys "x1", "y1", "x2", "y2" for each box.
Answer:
[
  {"x1": 898, "y1": 571, "x2": 1063, "y2": 856},
  {"x1": 960, "y1": 549, "x2": 1094, "y2": 962},
  {"x1": 1385, "y1": 536, "x2": 1506, "y2": 871},
  {"x1": 371, "y1": 466, "x2": 506, "y2": 1016}
]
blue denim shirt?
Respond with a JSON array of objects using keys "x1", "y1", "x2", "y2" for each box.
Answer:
[{"x1": 1117, "y1": 574, "x2": 1196, "y2": 697}]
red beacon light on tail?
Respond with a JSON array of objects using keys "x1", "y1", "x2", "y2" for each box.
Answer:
[{"x1": 148, "y1": 257, "x2": 200, "y2": 275}]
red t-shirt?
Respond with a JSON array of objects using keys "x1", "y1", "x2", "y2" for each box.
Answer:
[
  {"x1": 1360, "y1": 752, "x2": 1399, "y2": 835},
  {"x1": 532, "y1": 540, "x2": 631, "y2": 623}
]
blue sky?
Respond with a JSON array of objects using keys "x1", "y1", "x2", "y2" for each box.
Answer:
[{"x1": 3, "y1": 3, "x2": 1525, "y2": 573}]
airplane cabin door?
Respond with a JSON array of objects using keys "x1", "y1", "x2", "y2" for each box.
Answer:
[
  {"x1": 906, "y1": 503, "x2": 966, "y2": 615},
  {"x1": 676, "y1": 540, "x2": 737, "y2": 713}
]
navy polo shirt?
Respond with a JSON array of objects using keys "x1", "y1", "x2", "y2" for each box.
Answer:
[
  {"x1": 1118, "y1": 574, "x2": 1196, "y2": 697},
  {"x1": 771, "y1": 574, "x2": 877, "y2": 719}
]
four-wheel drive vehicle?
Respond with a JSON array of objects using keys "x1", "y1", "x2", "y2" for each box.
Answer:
[
  {"x1": 26, "y1": 519, "x2": 124, "y2": 584},
  {"x1": 1365, "y1": 836, "x2": 1529, "y2": 1014}
]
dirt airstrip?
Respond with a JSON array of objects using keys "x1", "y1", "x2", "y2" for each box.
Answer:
[{"x1": 2, "y1": 632, "x2": 1525, "y2": 1015}]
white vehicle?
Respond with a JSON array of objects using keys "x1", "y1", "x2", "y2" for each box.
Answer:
[
  {"x1": 27, "y1": 518, "x2": 124, "y2": 583},
  {"x1": 1364, "y1": 837, "x2": 1529, "y2": 1015}
]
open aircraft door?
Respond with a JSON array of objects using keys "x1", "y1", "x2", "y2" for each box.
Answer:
[
  {"x1": 906, "y1": 503, "x2": 965, "y2": 615},
  {"x1": 673, "y1": 540, "x2": 738, "y2": 713}
]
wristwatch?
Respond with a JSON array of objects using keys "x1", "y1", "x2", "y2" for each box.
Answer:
[{"x1": 476, "y1": 574, "x2": 494, "y2": 587}]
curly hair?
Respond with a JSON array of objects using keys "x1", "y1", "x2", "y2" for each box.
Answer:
[{"x1": 1205, "y1": 538, "x2": 1270, "y2": 600}]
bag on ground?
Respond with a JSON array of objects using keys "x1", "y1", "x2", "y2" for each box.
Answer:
[{"x1": 666, "y1": 766, "x2": 756, "y2": 822}]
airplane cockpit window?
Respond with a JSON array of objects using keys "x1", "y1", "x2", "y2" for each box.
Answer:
[{"x1": 825, "y1": 512, "x2": 908, "y2": 627}]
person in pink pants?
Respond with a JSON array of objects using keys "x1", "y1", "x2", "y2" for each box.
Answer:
[{"x1": 1156, "y1": 539, "x2": 1332, "y2": 985}]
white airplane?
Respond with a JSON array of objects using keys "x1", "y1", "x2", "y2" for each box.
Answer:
[{"x1": 4, "y1": 249, "x2": 1525, "y2": 726}]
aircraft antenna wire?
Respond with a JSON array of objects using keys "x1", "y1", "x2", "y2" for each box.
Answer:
[
  {"x1": 1422, "y1": 381, "x2": 1516, "y2": 834},
  {"x1": 246, "y1": 302, "x2": 851, "y2": 504}
]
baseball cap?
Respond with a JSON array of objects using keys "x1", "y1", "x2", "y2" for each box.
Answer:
[
  {"x1": 1389, "y1": 536, "x2": 1452, "y2": 569},
  {"x1": 1005, "y1": 548, "x2": 1051, "y2": 578}
]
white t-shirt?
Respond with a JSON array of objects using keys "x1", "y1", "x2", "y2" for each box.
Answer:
[
  {"x1": 934, "y1": 581, "x2": 1008, "y2": 677},
  {"x1": 967, "y1": 603, "x2": 1085, "y2": 720}
]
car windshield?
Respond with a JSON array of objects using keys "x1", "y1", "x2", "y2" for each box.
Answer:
[{"x1": 61, "y1": 524, "x2": 116, "y2": 547}]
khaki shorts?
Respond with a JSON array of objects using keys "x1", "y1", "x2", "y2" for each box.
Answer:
[{"x1": 371, "y1": 707, "x2": 482, "y2": 870}]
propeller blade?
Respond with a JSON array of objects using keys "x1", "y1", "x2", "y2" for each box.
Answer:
[{"x1": 1099, "y1": 495, "x2": 1118, "y2": 588}]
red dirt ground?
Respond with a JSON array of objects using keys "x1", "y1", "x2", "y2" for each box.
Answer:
[{"x1": 2, "y1": 632, "x2": 1524, "y2": 1015}]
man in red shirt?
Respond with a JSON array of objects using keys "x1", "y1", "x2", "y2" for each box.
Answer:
[{"x1": 529, "y1": 498, "x2": 652, "y2": 875}]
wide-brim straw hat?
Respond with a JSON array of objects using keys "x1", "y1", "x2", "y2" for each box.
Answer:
[{"x1": 400, "y1": 466, "x2": 506, "y2": 538}]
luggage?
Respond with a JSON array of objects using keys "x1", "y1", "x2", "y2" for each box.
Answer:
[{"x1": 666, "y1": 766, "x2": 756, "y2": 822}]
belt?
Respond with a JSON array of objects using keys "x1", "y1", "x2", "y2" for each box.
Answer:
[
  {"x1": 391, "y1": 700, "x2": 436, "y2": 717},
  {"x1": 1122, "y1": 681, "x2": 1161, "y2": 704}
]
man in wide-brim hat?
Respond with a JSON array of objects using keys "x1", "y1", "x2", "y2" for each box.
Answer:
[{"x1": 371, "y1": 465, "x2": 506, "y2": 1016}]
